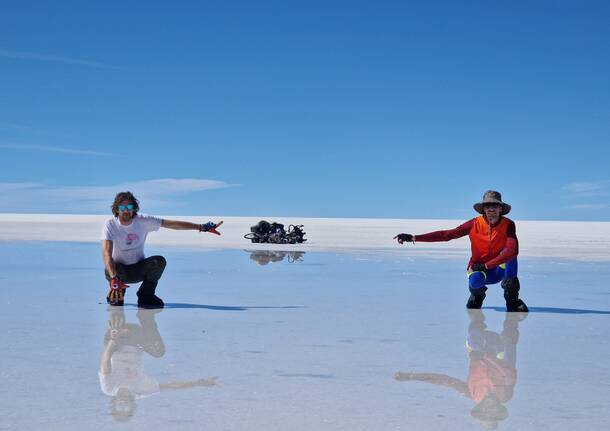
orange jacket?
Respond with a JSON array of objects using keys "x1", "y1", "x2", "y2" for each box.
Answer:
[
  {"x1": 468, "y1": 356, "x2": 517, "y2": 403},
  {"x1": 469, "y1": 216, "x2": 512, "y2": 264},
  {"x1": 414, "y1": 216, "x2": 518, "y2": 269}
]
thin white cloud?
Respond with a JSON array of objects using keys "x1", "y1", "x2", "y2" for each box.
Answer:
[
  {"x1": 561, "y1": 181, "x2": 609, "y2": 211},
  {"x1": 0, "y1": 179, "x2": 238, "y2": 213},
  {"x1": 0, "y1": 123, "x2": 31, "y2": 131},
  {"x1": 561, "y1": 181, "x2": 610, "y2": 197},
  {"x1": 0, "y1": 182, "x2": 45, "y2": 192},
  {"x1": 566, "y1": 204, "x2": 609, "y2": 210},
  {"x1": 0, "y1": 143, "x2": 120, "y2": 157},
  {"x1": 0, "y1": 48, "x2": 111, "y2": 69}
]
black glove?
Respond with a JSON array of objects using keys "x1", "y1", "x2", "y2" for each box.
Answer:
[
  {"x1": 394, "y1": 233, "x2": 414, "y2": 244},
  {"x1": 471, "y1": 263, "x2": 487, "y2": 272}
]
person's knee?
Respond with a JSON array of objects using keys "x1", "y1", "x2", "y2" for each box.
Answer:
[
  {"x1": 469, "y1": 272, "x2": 486, "y2": 290},
  {"x1": 505, "y1": 258, "x2": 519, "y2": 278},
  {"x1": 151, "y1": 255, "x2": 166, "y2": 269},
  {"x1": 144, "y1": 256, "x2": 166, "y2": 281}
]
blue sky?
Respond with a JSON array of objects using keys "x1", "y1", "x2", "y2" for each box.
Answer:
[{"x1": 1, "y1": 1, "x2": 609, "y2": 221}]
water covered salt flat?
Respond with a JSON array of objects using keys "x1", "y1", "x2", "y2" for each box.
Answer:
[{"x1": 1, "y1": 242, "x2": 610, "y2": 430}]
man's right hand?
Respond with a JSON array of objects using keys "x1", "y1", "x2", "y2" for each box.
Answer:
[
  {"x1": 394, "y1": 233, "x2": 414, "y2": 244},
  {"x1": 107, "y1": 276, "x2": 129, "y2": 306}
]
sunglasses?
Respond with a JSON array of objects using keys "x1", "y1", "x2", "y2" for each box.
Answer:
[{"x1": 118, "y1": 204, "x2": 135, "y2": 212}]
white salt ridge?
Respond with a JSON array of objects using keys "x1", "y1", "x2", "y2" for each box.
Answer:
[{"x1": 1, "y1": 213, "x2": 608, "y2": 261}]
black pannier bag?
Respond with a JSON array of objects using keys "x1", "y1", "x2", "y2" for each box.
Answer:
[{"x1": 244, "y1": 220, "x2": 306, "y2": 244}]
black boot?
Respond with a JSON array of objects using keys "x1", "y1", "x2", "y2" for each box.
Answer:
[
  {"x1": 502, "y1": 277, "x2": 528, "y2": 312},
  {"x1": 137, "y1": 280, "x2": 164, "y2": 309},
  {"x1": 467, "y1": 286, "x2": 487, "y2": 309},
  {"x1": 137, "y1": 256, "x2": 166, "y2": 309}
]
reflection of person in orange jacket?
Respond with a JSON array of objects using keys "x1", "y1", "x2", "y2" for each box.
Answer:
[
  {"x1": 395, "y1": 310, "x2": 526, "y2": 430},
  {"x1": 394, "y1": 190, "x2": 528, "y2": 312}
]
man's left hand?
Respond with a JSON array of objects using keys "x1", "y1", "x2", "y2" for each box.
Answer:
[
  {"x1": 394, "y1": 233, "x2": 414, "y2": 244},
  {"x1": 471, "y1": 263, "x2": 487, "y2": 272},
  {"x1": 201, "y1": 220, "x2": 223, "y2": 235}
]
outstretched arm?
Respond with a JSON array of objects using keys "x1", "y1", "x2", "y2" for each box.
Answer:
[
  {"x1": 394, "y1": 372, "x2": 470, "y2": 397},
  {"x1": 161, "y1": 219, "x2": 203, "y2": 230},
  {"x1": 395, "y1": 219, "x2": 474, "y2": 245},
  {"x1": 162, "y1": 219, "x2": 223, "y2": 235},
  {"x1": 159, "y1": 376, "x2": 219, "y2": 391}
]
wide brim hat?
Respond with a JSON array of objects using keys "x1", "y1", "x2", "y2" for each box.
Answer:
[{"x1": 473, "y1": 190, "x2": 511, "y2": 215}]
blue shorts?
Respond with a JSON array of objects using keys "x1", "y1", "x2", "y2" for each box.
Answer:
[{"x1": 468, "y1": 258, "x2": 518, "y2": 290}]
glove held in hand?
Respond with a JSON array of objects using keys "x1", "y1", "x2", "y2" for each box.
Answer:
[
  {"x1": 470, "y1": 263, "x2": 487, "y2": 272},
  {"x1": 109, "y1": 276, "x2": 129, "y2": 290}
]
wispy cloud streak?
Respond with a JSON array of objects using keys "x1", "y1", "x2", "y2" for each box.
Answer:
[
  {"x1": 0, "y1": 143, "x2": 120, "y2": 157},
  {"x1": 561, "y1": 181, "x2": 610, "y2": 211},
  {"x1": 0, "y1": 179, "x2": 238, "y2": 213},
  {"x1": 561, "y1": 181, "x2": 610, "y2": 198},
  {"x1": 566, "y1": 203, "x2": 609, "y2": 210},
  {"x1": 0, "y1": 48, "x2": 111, "y2": 69}
]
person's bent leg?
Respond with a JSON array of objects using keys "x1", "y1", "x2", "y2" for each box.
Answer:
[
  {"x1": 136, "y1": 309, "x2": 166, "y2": 357},
  {"x1": 467, "y1": 271, "x2": 488, "y2": 309},
  {"x1": 136, "y1": 256, "x2": 166, "y2": 309},
  {"x1": 501, "y1": 259, "x2": 528, "y2": 312}
]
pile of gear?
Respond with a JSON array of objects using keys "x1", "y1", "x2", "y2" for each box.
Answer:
[{"x1": 244, "y1": 220, "x2": 307, "y2": 244}]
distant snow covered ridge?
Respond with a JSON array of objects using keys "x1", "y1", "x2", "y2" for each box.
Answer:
[{"x1": 1, "y1": 213, "x2": 609, "y2": 261}]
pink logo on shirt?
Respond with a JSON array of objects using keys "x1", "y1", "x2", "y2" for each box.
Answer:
[{"x1": 126, "y1": 233, "x2": 139, "y2": 246}]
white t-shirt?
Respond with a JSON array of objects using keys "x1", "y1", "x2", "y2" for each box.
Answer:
[
  {"x1": 98, "y1": 345, "x2": 161, "y2": 399},
  {"x1": 101, "y1": 214, "x2": 163, "y2": 265}
]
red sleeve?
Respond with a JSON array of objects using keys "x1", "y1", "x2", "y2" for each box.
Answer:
[
  {"x1": 415, "y1": 219, "x2": 474, "y2": 242},
  {"x1": 485, "y1": 220, "x2": 519, "y2": 269}
]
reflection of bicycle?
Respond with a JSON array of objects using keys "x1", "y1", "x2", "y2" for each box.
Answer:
[
  {"x1": 395, "y1": 310, "x2": 527, "y2": 430},
  {"x1": 246, "y1": 250, "x2": 306, "y2": 265},
  {"x1": 287, "y1": 252, "x2": 305, "y2": 263},
  {"x1": 99, "y1": 308, "x2": 218, "y2": 422}
]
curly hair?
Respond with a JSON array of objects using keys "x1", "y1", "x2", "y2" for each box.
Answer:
[{"x1": 111, "y1": 191, "x2": 140, "y2": 217}]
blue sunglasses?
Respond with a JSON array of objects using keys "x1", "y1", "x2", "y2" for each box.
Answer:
[{"x1": 118, "y1": 204, "x2": 135, "y2": 212}]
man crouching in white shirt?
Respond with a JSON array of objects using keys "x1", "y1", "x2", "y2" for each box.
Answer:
[{"x1": 101, "y1": 191, "x2": 222, "y2": 308}]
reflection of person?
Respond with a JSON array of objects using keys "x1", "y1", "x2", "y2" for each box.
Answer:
[
  {"x1": 395, "y1": 310, "x2": 526, "y2": 430},
  {"x1": 394, "y1": 190, "x2": 528, "y2": 312},
  {"x1": 101, "y1": 191, "x2": 222, "y2": 308},
  {"x1": 247, "y1": 250, "x2": 305, "y2": 265},
  {"x1": 99, "y1": 308, "x2": 218, "y2": 422}
]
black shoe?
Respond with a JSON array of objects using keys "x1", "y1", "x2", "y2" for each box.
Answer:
[
  {"x1": 506, "y1": 299, "x2": 529, "y2": 313},
  {"x1": 466, "y1": 287, "x2": 487, "y2": 309},
  {"x1": 137, "y1": 294, "x2": 165, "y2": 309}
]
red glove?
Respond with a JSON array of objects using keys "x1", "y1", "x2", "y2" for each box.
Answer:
[
  {"x1": 109, "y1": 276, "x2": 129, "y2": 290},
  {"x1": 200, "y1": 220, "x2": 223, "y2": 236}
]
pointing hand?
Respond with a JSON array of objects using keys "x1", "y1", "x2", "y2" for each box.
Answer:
[
  {"x1": 200, "y1": 220, "x2": 223, "y2": 235},
  {"x1": 394, "y1": 233, "x2": 414, "y2": 244}
]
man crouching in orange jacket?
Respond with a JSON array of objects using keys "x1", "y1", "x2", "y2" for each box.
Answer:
[{"x1": 394, "y1": 190, "x2": 528, "y2": 312}]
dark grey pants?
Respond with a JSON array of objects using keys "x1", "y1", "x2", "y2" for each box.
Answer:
[{"x1": 105, "y1": 255, "x2": 166, "y2": 296}]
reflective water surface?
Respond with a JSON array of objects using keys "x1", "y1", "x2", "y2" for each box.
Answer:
[{"x1": 1, "y1": 242, "x2": 610, "y2": 430}]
